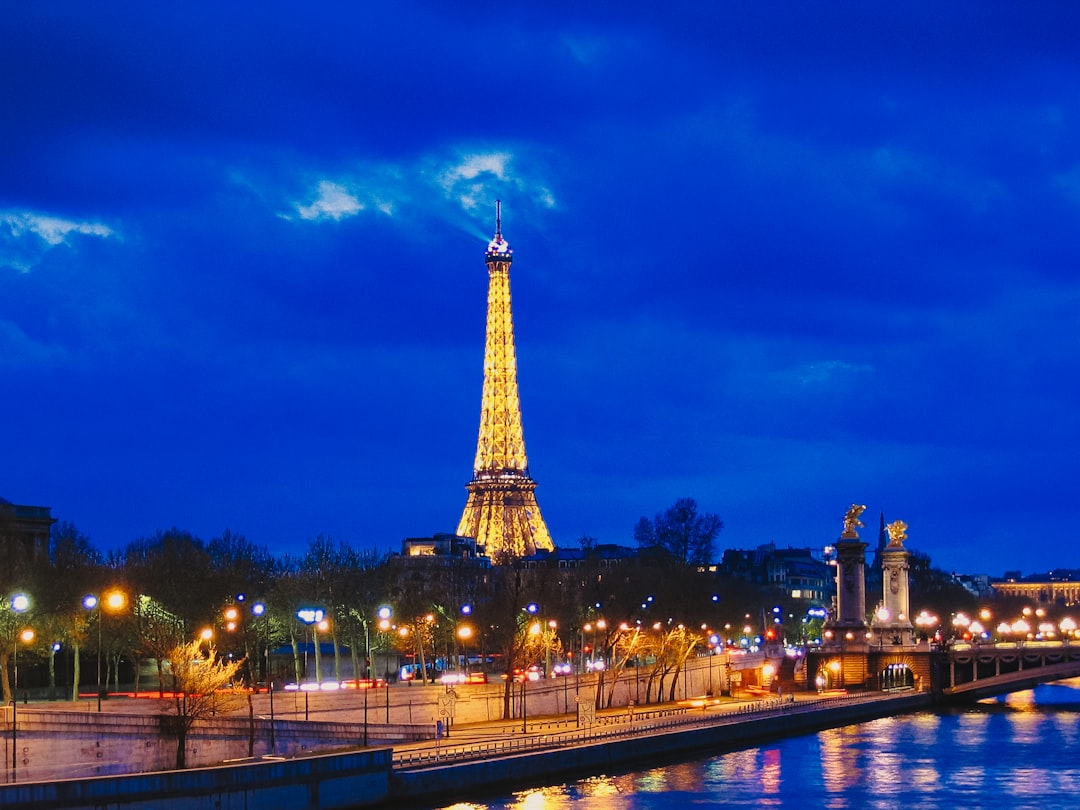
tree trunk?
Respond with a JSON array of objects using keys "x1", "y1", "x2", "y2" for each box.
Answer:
[
  {"x1": 247, "y1": 693, "x2": 255, "y2": 757},
  {"x1": 1, "y1": 650, "x2": 12, "y2": 704},
  {"x1": 502, "y1": 672, "x2": 513, "y2": 719},
  {"x1": 290, "y1": 631, "x2": 301, "y2": 684},
  {"x1": 646, "y1": 671, "x2": 658, "y2": 704},
  {"x1": 416, "y1": 633, "x2": 428, "y2": 684},
  {"x1": 332, "y1": 629, "x2": 342, "y2": 683},
  {"x1": 349, "y1": 633, "x2": 361, "y2": 684},
  {"x1": 174, "y1": 694, "x2": 188, "y2": 769},
  {"x1": 667, "y1": 668, "x2": 680, "y2": 702},
  {"x1": 71, "y1": 643, "x2": 82, "y2": 702}
]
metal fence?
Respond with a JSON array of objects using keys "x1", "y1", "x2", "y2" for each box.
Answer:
[{"x1": 392, "y1": 691, "x2": 880, "y2": 770}]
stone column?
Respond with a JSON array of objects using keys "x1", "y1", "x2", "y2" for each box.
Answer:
[{"x1": 872, "y1": 520, "x2": 915, "y2": 646}]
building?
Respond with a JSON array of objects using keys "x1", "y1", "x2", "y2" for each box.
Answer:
[
  {"x1": 400, "y1": 533, "x2": 489, "y2": 563},
  {"x1": 991, "y1": 572, "x2": 1080, "y2": 606},
  {"x1": 0, "y1": 496, "x2": 56, "y2": 584},
  {"x1": 719, "y1": 543, "x2": 832, "y2": 604},
  {"x1": 521, "y1": 543, "x2": 640, "y2": 570},
  {"x1": 456, "y1": 203, "x2": 554, "y2": 559}
]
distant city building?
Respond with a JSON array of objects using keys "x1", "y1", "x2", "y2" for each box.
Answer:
[
  {"x1": 718, "y1": 542, "x2": 832, "y2": 603},
  {"x1": 520, "y1": 543, "x2": 640, "y2": 570},
  {"x1": 400, "y1": 533, "x2": 489, "y2": 563},
  {"x1": 0, "y1": 496, "x2": 56, "y2": 579},
  {"x1": 952, "y1": 573, "x2": 993, "y2": 598},
  {"x1": 456, "y1": 203, "x2": 554, "y2": 559},
  {"x1": 991, "y1": 572, "x2": 1080, "y2": 605}
]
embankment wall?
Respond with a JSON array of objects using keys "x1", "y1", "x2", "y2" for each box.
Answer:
[
  {"x1": 0, "y1": 748, "x2": 392, "y2": 810},
  {"x1": 0, "y1": 706, "x2": 426, "y2": 783},
  {"x1": 391, "y1": 692, "x2": 935, "y2": 805}
]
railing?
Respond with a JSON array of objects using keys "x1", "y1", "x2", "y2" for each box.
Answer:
[{"x1": 392, "y1": 692, "x2": 880, "y2": 770}]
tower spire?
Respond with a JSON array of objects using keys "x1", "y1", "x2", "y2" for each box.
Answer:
[{"x1": 457, "y1": 203, "x2": 554, "y2": 559}]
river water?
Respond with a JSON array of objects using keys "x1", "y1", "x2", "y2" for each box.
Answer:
[{"x1": 438, "y1": 679, "x2": 1080, "y2": 810}]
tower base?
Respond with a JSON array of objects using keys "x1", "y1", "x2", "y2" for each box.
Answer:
[{"x1": 457, "y1": 473, "x2": 553, "y2": 559}]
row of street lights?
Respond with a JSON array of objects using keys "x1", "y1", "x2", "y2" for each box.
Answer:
[{"x1": 6, "y1": 589, "x2": 127, "y2": 719}]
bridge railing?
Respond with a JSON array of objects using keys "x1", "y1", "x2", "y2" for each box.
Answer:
[{"x1": 391, "y1": 692, "x2": 880, "y2": 770}]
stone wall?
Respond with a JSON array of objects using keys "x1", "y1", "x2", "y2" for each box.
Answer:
[
  {"x1": 0, "y1": 705, "x2": 420, "y2": 784},
  {"x1": 0, "y1": 748, "x2": 392, "y2": 810}
]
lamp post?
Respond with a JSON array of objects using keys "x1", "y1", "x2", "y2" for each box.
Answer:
[
  {"x1": 251, "y1": 601, "x2": 274, "y2": 754},
  {"x1": 8, "y1": 593, "x2": 31, "y2": 784},
  {"x1": 296, "y1": 608, "x2": 326, "y2": 687},
  {"x1": 457, "y1": 625, "x2": 473, "y2": 675},
  {"x1": 83, "y1": 589, "x2": 127, "y2": 712},
  {"x1": 545, "y1": 619, "x2": 558, "y2": 678}
]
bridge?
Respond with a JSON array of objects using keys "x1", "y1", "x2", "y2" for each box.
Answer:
[
  {"x1": 933, "y1": 641, "x2": 1080, "y2": 701},
  {"x1": 806, "y1": 640, "x2": 1080, "y2": 702}
]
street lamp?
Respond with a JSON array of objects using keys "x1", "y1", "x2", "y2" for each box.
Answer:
[
  {"x1": 296, "y1": 608, "x2": 326, "y2": 686},
  {"x1": 8, "y1": 593, "x2": 31, "y2": 783},
  {"x1": 457, "y1": 625, "x2": 474, "y2": 675},
  {"x1": 251, "y1": 601, "x2": 275, "y2": 753},
  {"x1": 546, "y1": 619, "x2": 558, "y2": 678},
  {"x1": 10, "y1": 626, "x2": 34, "y2": 783},
  {"x1": 914, "y1": 610, "x2": 939, "y2": 645},
  {"x1": 83, "y1": 589, "x2": 127, "y2": 712},
  {"x1": 376, "y1": 606, "x2": 392, "y2": 722}
]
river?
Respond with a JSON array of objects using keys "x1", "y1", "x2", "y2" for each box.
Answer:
[{"x1": 436, "y1": 679, "x2": 1080, "y2": 809}]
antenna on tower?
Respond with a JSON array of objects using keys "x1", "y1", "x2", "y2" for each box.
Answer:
[{"x1": 495, "y1": 199, "x2": 502, "y2": 238}]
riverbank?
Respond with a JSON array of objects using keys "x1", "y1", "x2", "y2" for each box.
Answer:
[
  {"x1": 388, "y1": 690, "x2": 934, "y2": 806},
  {"x1": 0, "y1": 689, "x2": 933, "y2": 809}
]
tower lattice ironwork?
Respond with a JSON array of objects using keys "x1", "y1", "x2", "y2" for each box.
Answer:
[{"x1": 457, "y1": 203, "x2": 554, "y2": 558}]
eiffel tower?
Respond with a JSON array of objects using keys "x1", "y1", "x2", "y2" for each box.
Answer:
[{"x1": 456, "y1": 202, "x2": 554, "y2": 559}]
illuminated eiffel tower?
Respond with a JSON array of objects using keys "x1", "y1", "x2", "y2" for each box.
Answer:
[{"x1": 456, "y1": 202, "x2": 554, "y2": 559}]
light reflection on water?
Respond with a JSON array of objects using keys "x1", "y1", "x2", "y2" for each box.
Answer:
[{"x1": 436, "y1": 679, "x2": 1080, "y2": 810}]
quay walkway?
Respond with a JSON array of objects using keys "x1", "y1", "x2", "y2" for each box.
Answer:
[
  {"x1": 392, "y1": 690, "x2": 877, "y2": 769},
  {"x1": 386, "y1": 689, "x2": 934, "y2": 805}
]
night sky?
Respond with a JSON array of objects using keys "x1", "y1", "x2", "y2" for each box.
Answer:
[{"x1": 3, "y1": 3, "x2": 1078, "y2": 577}]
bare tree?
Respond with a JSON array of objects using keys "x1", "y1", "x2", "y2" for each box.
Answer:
[
  {"x1": 163, "y1": 640, "x2": 246, "y2": 768},
  {"x1": 634, "y1": 497, "x2": 723, "y2": 566}
]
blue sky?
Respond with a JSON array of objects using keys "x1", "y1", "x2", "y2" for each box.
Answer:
[{"x1": 2, "y1": 3, "x2": 1078, "y2": 577}]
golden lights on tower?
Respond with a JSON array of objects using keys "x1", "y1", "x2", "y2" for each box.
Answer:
[{"x1": 457, "y1": 202, "x2": 554, "y2": 558}]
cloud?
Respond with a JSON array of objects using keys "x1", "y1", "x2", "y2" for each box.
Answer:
[
  {"x1": 439, "y1": 153, "x2": 511, "y2": 186},
  {"x1": 434, "y1": 150, "x2": 558, "y2": 223},
  {"x1": 0, "y1": 210, "x2": 115, "y2": 272},
  {"x1": 274, "y1": 147, "x2": 557, "y2": 236},
  {"x1": 294, "y1": 180, "x2": 364, "y2": 221}
]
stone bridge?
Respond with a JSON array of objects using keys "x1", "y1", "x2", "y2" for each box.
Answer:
[{"x1": 933, "y1": 641, "x2": 1080, "y2": 701}]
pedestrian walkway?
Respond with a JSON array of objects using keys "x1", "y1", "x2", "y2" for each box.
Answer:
[{"x1": 391, "y1": 689, "x2": 875, "y2": 769}]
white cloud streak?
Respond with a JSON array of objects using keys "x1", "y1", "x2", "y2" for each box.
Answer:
[
  {"x1": 295, "y1": 180, "x2": 364, "y2": 221},
  {"x1": 1, "y1": 210, "x2": 115, "y2": 272},
  {"x1": 280, "y1": 147, "x2": 557, "y2": 233}
]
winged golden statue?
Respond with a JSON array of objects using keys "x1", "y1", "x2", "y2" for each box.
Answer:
[
  {"x1": 886, "y1": 520, "x2": 908, "y2": 547},
  {"x1": 842, "y1": 504, "x2": 866, "y2": 539}
]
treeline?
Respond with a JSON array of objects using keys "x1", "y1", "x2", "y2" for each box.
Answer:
[
  {"x1": 1, "y1": 518, "x2": 770, "y2": 704},
  {"x1": 1, "y1": 505, "x2": 976, "y2": 709}
]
